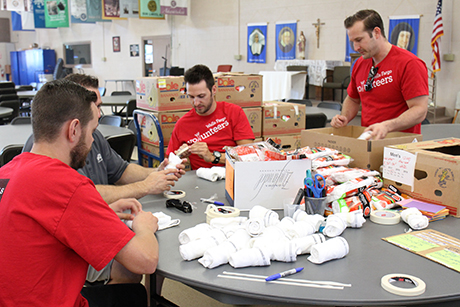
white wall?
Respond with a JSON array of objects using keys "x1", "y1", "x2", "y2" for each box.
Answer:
[{"x1": 2, "y1": 0, "x2": 459, "y2": 114}]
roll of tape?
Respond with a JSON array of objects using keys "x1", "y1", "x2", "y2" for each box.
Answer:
[
  {"x1": 163, "y1": 190, "x2": 186, "y2": 199},
  {"x1": 205, "y1": 204, "x2": 240, "y2": 224},
  {"x1": 381, "y1": 274, "x2": 426, "y2": 296},
  {"x1": 370, "y1": 210, "x2": 401, "y2": 225}
]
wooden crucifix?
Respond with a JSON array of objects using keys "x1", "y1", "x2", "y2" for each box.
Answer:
[{"x1": 312, "y1": 18, "x2": 325, "y2": 48}]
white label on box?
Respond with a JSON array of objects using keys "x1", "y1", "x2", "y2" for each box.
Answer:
[{"x1": 383, "y1": 147, "x2": 416, "y2": 191}]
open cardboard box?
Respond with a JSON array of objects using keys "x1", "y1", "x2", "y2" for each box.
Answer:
[
  {"x1": 301, "y1": 126, "x2": 422, "y2": 170},
  {"x1": 384, "y1": 138, "x2": 460, "y2": 217}
]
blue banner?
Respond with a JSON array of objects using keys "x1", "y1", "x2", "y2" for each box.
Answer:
[
  {"x1": 11, "y1": 11, "x2": 35, "y2": 31},
  {"x1": 247, "y1": 23, "x2": 267, "y2": 64},
  {"x1": 389, "y1": 15, "x2": 420, "y2": 55},
  {"x1": 33, "y1": 0, "x2": 47, "y2": 28},
  {"x1": 276, "y1": 21, "x2": 296, "y2": 60}
]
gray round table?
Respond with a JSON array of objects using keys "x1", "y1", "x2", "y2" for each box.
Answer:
[{"x1": 0, "y1": 106, "x2": 13, "y2": 118}]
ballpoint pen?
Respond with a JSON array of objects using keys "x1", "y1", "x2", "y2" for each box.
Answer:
[
  {"x1": 200, "y1": 198, "x2": 225, "y2": 206},
  {"x1": 265, "y1": 267, "x2": 304, "y2": 281}
]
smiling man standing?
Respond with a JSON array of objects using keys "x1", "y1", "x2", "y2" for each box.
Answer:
[
  {"x1": 331, "y1": 9, "x2": 428, "y2": 140},
  {"x1": 167, "y1": 64, "x2": 255, "y2": 170}
]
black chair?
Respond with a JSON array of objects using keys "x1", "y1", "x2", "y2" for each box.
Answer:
[
  {"x1": 16, "y1": 85, "x2": 34, "y2": 91},
  {"x1": 305, "y1": 113, "x2": 327, "y2": 129},
  {"x1": 317, "y1": 101, "x2": 342, "y2": 111},
  {"x1": 81, "y1": 283, "x2": 148, "y2": 307},
  {"x1": 0, "y1": 82, "x2": 15, "y2": 89},
  {"x1": 11, "y1": 116, "x2": 31, "y2": 125},
  {"x1": 170, "y1": 66, "x2": 184, "y2": 76},
  {"x1": 113, "y1": 99, "x2": 137, "y2": 126},
  {"x1": 111, "y1": 91, "x2": 132, "y2": 96},
  {"x1": 287, "y1": 99, "x2": 312, "y2": 106},
  {"x1": 53, "y1": 58, "x2": 72, "y2": 80},
  {"x1": 106, "y1": 133, "x2": 136, "y2": 162},
  {"x1": 99, "y1": 115, "x2": 122, "y2": 127},
  {"x1": 0, "y1": 100, "x2": 20, "y2": 124},
  {"x1": 321, "y1": 66, "x2": 351, "y2": 103},
  {"x1": 127, "y1": 119, "x2": 137, "y2": 146},
  {"x1": 0, "y1": 88, "x2": 17, "y2": 95},
  {"x1": 0, "y1": 144, "x2": 23, "y2": 167}
]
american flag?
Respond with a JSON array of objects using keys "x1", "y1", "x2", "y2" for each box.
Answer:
[{"x1": 431, "y1": 0, "x2": 444, "y2": 74}]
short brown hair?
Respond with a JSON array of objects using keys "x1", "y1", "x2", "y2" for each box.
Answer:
[
  {"x1": 32, "y1": 79, "x2": 97, "y2": 143},
  {"x1": 184, "y1": 64, "x2": 214, "y2": 93},
  {"x1": 65, "y1": 73, "x2": 99, "y2": 89},
  {"x1": 344, "y1": 9, "x2": 386, "y2": 39}
]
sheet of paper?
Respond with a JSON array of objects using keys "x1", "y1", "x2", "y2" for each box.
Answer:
[{"x1": 383, "y1": 147, "x2": 417, "y2": 191}]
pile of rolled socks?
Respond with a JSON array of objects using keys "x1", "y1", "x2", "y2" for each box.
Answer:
[
  {"x1": 400, "y1": 207, "x2": 429, "y2": 230},
  {"x1": 178, "y1": 205, "x2": 352, "y2": 269},
  {"x1": 196, "y1": 166, "x2": 226, "y2": 182}
]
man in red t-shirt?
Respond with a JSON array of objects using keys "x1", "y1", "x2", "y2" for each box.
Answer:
[
  {"x1": 0, "y1": 80, "x2": 159, "y2": 307},
  {"x1": 331, "y1": 9, "x2": 428, "y2": 140},
  {"x1": 167, "y1": 64, "x2": 255, "y2": 169}
]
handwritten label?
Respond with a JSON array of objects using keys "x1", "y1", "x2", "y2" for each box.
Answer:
[
  {"x1": 426, "y1": 248, "x2": 460, "y2": 272},
  {"x1": 383, "y1": 148, "x2": 416, "y2": 191},
  {"x1": 386, "y1": 234, "x2": 439, "y2": 252}
]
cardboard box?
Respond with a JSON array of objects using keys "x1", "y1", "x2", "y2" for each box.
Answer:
[
  {"x1": 225, "y1": 152, "x2": 311, "y2": 210},
  {"x1": 264, "y1": 134, "x2": 303, "y2": 151},
  {"x1": 139, "y1": 143, "x2": 191, "y2": 171},
  {"x1": 384, "y1": 138, "x2": 460, "y2": 217},
  {"x1": 137, "y1": 109, "x2": 188, "y2": 146},
  {"x1": 136, "y1": 77, "x2": 190, "y2": 111},
  {"x1": 215, "y1": 73, "x2": 262, "y2": 107},
  {"x1": 243, "y1": 107, "x2": 262, "y2": 137},
  {"x1": 262, "y1": 101, "x2": 306, "y2": 136},
  {"x1": 301, "y1": 126, "x2": 422, "y2": 170}
]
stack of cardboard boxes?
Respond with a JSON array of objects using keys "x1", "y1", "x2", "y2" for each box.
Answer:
[{"x1": 135, "y1": 73, "x2": 264, "y2": 168}]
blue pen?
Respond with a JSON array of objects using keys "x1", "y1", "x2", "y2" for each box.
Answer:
[
  {"x1": 200, "y1": 198, "x2": 225, "y2": 206},
  {"x1": 265, "y1": 267, "x2": 304, "y2": 281}
]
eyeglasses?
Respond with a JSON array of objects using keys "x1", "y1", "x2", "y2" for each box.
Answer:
[{"x1": 365, "y1": 66, "x2": 379, "y2": 92}]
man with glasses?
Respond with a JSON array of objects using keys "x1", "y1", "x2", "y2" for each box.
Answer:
[
  {"x1": 331, "y1": 9, "x2": 428, "y2": 140},
  {"x1": 167, "y1": 64, "x2": 255, "y2": 170}
]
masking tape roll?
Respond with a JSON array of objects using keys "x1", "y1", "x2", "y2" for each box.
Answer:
[
  {"x1": 370, "y1": 210, "x2": 401, "y2": 225},
  {"x1": 205, "y1": 204, "x2": 240, "y2": 224},
  {"x1": 381, "y1": 274, "x2": 426, "y2": 296},
  {"x1": 163, "y1": 190, "x2": 186, "y2": 199}
]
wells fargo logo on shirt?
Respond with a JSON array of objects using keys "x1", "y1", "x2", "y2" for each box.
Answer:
[
  {"x1": 187, "y1": 117, "x2": 229, "y2": 144},
  {"x1": 357, "y1": 69, "x2": 393, "y2": 93}
]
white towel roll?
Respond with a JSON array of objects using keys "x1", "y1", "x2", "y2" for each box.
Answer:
[
  {"x1": 124, "y1": 211, "x2": 179, "y2": 231},
  {"x1": 249, "y1": 205, "x2": 280, "y2": 226},
  {"x1": 196, "y1": 167, "x2": 219, "y2": 182},
  {"x1": 228, "y1": 228, "x2": 252, "y2": 250},
  {"x1": 292, "y1": 220, "x2": 316, "y2": 238},
  {"x1": 179, "y1": 228, "x2": 227, "y2": 261},
  {"x1": 308, "y1": 237, "x2": 349, "y2": 264},
  {"x1": 198, "y1": 241, "x2": 237, "y2": 268},
  {"x1": 271, "y1": 241, "x2": 300, "y2": 262},
  {"x1": 211, "y1": 166, "x2": 226, "y2": 179},
  {"x1": 228, "y1": 247, "x2": 271, "y2": 268},
  {"x1": 178, "y1": 223, "x2": 212, "y2": 244},
  {"x1": 323, "y1": 214, "x2": 347, "y2": 237},
  {"x1": 245, "y1": 218, "x2": 265, "y2": 237},
  {"x1": 293, "y1": 211, "x2": 325, "y2": 232},
  {"x1": 336, "y1": 210, "x2": 366, "y2": 228},
  {"x1": 210, "y1": 216, "x2": 248, "y2": 229},
  {"x1": 400, "y1": 207, "x2": 429, "y2": 230},
  {"x1": 292, "y1": 233, "x2": 327, "y2": 254}
]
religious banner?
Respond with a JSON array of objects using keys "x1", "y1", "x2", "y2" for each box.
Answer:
[
  {"x1": 70, "y1": 0, "x2": 93, "y2": 23},
  {"x1": 389, "y1": 15, "x2": 420, "y2": 55},
  {"x1": 247, "y1": 23, "x2": 267, "y2": 64},
  {"x1": 33, "y1": 0, "x2": 48, "y2": 28},
  {"x1": 119, "y1": 0, "x2": 138, "y2": 18},
  {"x1": 276, "y1": 21, "x2": 296, "y2": 60},
  {"x1": 160, "y1": 0, "x2": 187, "y2": 16},
  {"x1": 44, "y1": 0, "x2": 69, "y2": 28},
  {"x1": 139, "y1": 0, "x2": 163, "y2": 19},
  {"x1": 86, "y1": 0, "x2": 108, "y2": 22}
]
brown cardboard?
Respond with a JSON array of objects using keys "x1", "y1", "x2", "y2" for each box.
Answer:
[
  {"x1": 215, "y1": 73, "x2": 262, "y2": 107},
  {"x1": 136, "y1": 76, "x2": 190, "y2": 111},
  {"x1": 242, "y1": 107, "x2": 262, "y2": 137},
  {"x1": 384, "y1": 138, "x2": 460, "y2": 217},
  {"x1": 301, "y1": 126, "x2": 422, "y2": 170},
  {"x1": 140, "y1": 143, "x2": 191, "y2": 171},
  {"x1": 262, "y1": 101, "x2": 306, "y2": 136},
  {"x1": 137, "y1": 109, "x2": 188, "y2": 146},
  {"x1": 264, "y1": 134, "x2": 302, "y2": 151}
]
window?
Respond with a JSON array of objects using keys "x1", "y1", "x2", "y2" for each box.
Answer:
[{"x1": 64, "y1": 42, "x2": 92, "y2": 67}]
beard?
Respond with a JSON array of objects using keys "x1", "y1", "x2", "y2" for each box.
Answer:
[
  {"x1": 194, "y1": 96, "x2": 213, "y2": 115},
  {"x1": 70, "y1": 133, "x2": 91, "y2": 170}
]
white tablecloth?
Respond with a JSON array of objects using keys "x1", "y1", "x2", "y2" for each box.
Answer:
[
  {"x1": 274, "y1": 60, "x2": 343, "y2": 86},
  {"x1": 259, "y1": 71, "x2": 307, "y2": 101}
]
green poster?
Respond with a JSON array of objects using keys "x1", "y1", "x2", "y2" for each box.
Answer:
[
  {"x1": 44, "y1": 0, "x2": 70, "y2": 28},
  {"x1": 139, "y1": 0, "x2": 164, "y2": 19}
]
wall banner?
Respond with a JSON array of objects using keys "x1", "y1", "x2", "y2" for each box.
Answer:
[
  {"x1": 44, "y1": 0, "x2": 69, "y2": 27},
  {"x1": 247, "y1": 23, "x2": 267, "y2": 64},
  {"x1": 276, "y1": 21, "x2": 296, "y2": 60},
  {"x1": 389, "y1": 15, "x2": 420, "y2": 55}
]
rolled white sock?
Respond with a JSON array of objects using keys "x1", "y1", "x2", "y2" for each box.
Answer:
[
  {"x1": 196, "y1": 167, "x2": 219, "y2": 182},
  {"x1": 210, "y1": 216, "x2": 248, "y2": 229},
  {"x1": 336, "y1": 210, "x2": 366, "y2": 228},
  {"x1": 178, "y1": 223, "x2": 212, "y2": 244},
  {"x1": 211, "y1": 166, "x2": 226, "y2": 179},
  {"x1": 228, "y1": 247, "x2": 271, "y2": 268},
  {"x1": 292, "y1": 220, "x2": 316, "y2": 238},
  {"x1": 198, "y1": 241, "x2": 237, "y2": 268},
  {"x1": 323, "y1": 214, "x2": 347, "y2": 237},
  {"x1": 401, "y1": 207, "x2": 429, "y2": 230},
  {"x1": 165, "y1": 152, "x2": 183, "y2": 170},
  {"x1": 245, "y1": 218, "x2": 265, "y2": 237},
  {"x1": 271, "y1": 241, "x2": 300, "y2": 262},
  {"x1": 308, "y1": 237, "x2": 349, "y2": 264},
  {"x1": 249, "y1": 205, "x2": 280, "y2": 227},
  {"x1": 293, "y1": 211, "x2": 325, "y2": 232},
  {"x1": 179, "y1": 229, "x2": 227, "y2": 261},
  {"x1": 292, "y1": 233, "x2": 326, "y2": 254}
]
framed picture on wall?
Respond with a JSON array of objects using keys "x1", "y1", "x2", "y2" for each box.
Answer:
[
  {"x1": 130, "y1": 44, "x2": 139, "y2": 57},
  {"x1": 113, "y1": 36, "x2": 120, "y2": 52}
]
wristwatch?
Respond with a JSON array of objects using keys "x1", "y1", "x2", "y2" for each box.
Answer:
[{"x1": 212, "y1": 151, "x2": 221, "y2": 164}]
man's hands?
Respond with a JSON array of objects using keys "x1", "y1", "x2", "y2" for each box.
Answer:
[
  {"x1": 132, "y1": 210, "x2": 159, "y2": 234},
  {"x1": 141, "y1": 168, "x2": 182, "y2": 195},
  {"x1": 176, "y1": 142, "x2": 214, "y2": 163},
  {"x1": 330, "y1": 114, "x2": 349, "y2": 128},
  {"x1": 363, "y1": 122, "x2": 391, "y2": 140},
  {"x1": 109, "y1": 198, "x2": 142, "y2": 220}
]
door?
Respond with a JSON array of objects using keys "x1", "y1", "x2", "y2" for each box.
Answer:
[{"x1": 142, "y1": 35, "x2": 171, "y2": 77}]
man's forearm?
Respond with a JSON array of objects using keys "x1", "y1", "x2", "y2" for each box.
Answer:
[
  {"x1": 340, "y1": 96, "x2": 360, "y2": 123},
  {"x1": 96, "y1": 181, "x2": 150, "y2": 204},
  {"x1": 380, "y1": 103, "x2": 427, "y2": 133}
]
